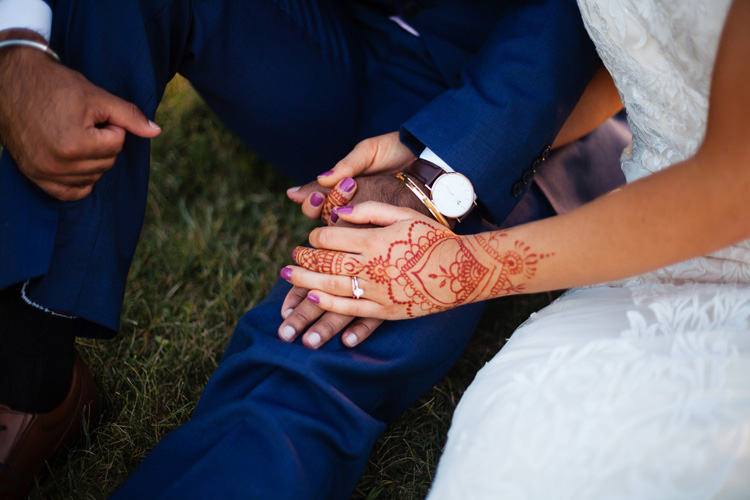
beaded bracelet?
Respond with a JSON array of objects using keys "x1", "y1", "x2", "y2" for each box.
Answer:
[{"x1": 0, "y1": 39, "x2": 60, "y2": 62}]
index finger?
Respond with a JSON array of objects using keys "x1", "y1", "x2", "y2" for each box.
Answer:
[
  {"x1": 51, "y1": 124, "x2": 126, "y2": 167},
  {"x1": 61, "y1": 123, "x2": 128, "y2": 162},
  {"x1": 292, "y1": 247, "x2": 363, "y2": 275},
  {"x1": 316, "y1": 141, "x2": 377, "y2": 187},
  {"x1": 307, "y1": 225, "x2": 376, "y2": 252}
]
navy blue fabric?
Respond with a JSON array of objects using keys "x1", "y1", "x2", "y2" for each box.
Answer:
[
  {"x1": 400, "y1": 0, "x2": 603, "y2": 221},
  {"x1": 1, "y1": 1, "x2": 629, "y2": 497},
  {"x1": 112, "y1": 280, "x2": 487, "y2": 499},
  {"x1": 0, "y1": 0, "x2": 614, "y2": 331}
]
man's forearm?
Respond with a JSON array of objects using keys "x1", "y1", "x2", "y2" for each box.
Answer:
[{"x1": 0, "y1": 28, "x2": 49, "y2": 150}]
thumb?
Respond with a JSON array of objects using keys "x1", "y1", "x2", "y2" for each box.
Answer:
[
  {"x1": 94, "y1": 90, "x2": 161, "y2": 139},
  {"x1": 333, "y1": 201, "x2": 432, "y2": 227},
  {"x1": 318, "y1": 131, "x2": 414, "y2": 188},
  {"x1": 317, "y1": 139, "x2": 379, "y2": 188}
]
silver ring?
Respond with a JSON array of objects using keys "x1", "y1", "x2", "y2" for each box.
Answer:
[{"x1": 351, "y1": 276, "x2": 364, "y2": 300}]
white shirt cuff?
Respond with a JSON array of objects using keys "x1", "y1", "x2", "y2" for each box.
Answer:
[
  {"x1": 419, "y1": 147, "x2": 455, "y2": 172},
  {"x1": 0, "y1": 0, "x2": 53, "y2": 41}
]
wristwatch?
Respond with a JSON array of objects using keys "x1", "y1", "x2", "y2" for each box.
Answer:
[{"x1": 405, "y1": 158, "x2": 476, "y2": 220}]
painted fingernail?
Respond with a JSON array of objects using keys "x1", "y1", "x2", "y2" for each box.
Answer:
[
  {"x1": 280, "y1": 267, "x2": 292, "y2": 281},
  {"x1": 307, "y1": 332, "x2": 321, "y2": 348},
  {"x1": 283, "y1": 308, "x2": 294, "y2": 319},
  {"x1": 149, "y1": 120, "x2": 161, "y2": 130},
  {"x1": 344, "y1": 332, "x2": 358, "y2": 347},
  {"x1": 318, "y1": 170, "x2": 334, "y2": 177},
  {"x1": 280, "y1": 325, "x2": 296, "y2": 342},
  {"x1": 307, "y1": 293, "x2": 320, "y2": 304},
  {"x1": 340, "y1": 177, "x2": 356, "y2": 192},
  {"x1": 330, "y1": 211, "x2": 339, "y2": 224},
  {"x1": 310, "y1": 192, "x2": 324, "y2": 207},
  {"x1": 287, "y1": 186, "x2": 301, "y2": 193},
  {"x1": 336, "y1": 205, "x2": 354, "y2": 215}
]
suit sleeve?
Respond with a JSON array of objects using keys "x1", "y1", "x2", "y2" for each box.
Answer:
[{"x1": 400, "y1": 0, "x2": 601, "y2": 223}]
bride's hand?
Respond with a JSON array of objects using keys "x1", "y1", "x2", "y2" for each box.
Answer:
[{"x1": 281, "y1": 201, "x2": 473, "y2": 326}]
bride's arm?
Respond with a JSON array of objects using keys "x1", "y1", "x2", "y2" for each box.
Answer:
[
  {"x1": 516, "y1": 0, "x2": 750, "y2": 294},
  {"x1": 551, "y1": 66, "x2": 623, "y2": 149},
  {"x1": 285, "y1": 0, "x2": 750, "y2": 321}
]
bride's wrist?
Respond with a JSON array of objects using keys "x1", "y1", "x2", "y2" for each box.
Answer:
[{"x1": 462, "y1": 230, "x2": 546, "y2": 302}]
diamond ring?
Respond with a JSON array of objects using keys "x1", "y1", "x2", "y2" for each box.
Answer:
[{"x1": 351, "y1": 277, "x2": 364, "y2": 300}]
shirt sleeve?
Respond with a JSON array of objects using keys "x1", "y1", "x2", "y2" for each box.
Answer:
[
  {"x1": 400, "y1": 0, "x2": 601, "y2": 224},
  {"x1": 0, "y1": 0, "x2": 53, "y2": 41}
]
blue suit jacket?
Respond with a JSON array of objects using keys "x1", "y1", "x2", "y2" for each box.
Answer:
[{"x1": 391, "y1": 0, "x2": 603, "y2": 222}]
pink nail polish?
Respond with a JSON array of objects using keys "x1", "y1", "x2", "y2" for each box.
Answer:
[
  {"x1": 280, "y1": 267, "x2": 292, "y2": 281},
  {"x1": 340, "y1": 177, "x2": 355, "y2": 192},
  {"x1": 307, "y1": 293, "x2": 320, "y2": 304},
  {"x1": 336, "y1": 206, "x2": 354, "y2": 215},
  {"x1": 330, "y1": 211, "x2": 339, "y2": 223},
  {"x1": 310, "y1": 192, "x2": 324, "y2": 207},
  {"x1": 318, "y1": 170, "x2": 334, "y2": 177}
]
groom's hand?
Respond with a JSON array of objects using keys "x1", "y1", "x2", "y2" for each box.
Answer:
[
  {"x1": 0, "y1": 29, "x2": 161, "y2": 201},
  {"x1": 348, "y1": 174, "x2": 433, "y2": 220},
  {"x1": 287, "y1": 131, "x2": 431, "y2": 225},
  {"x1": 288, "y1": 174, "x2": 432, "y2": 226},
  {"x1": 278, "y1": 284, "x2": 384, "y2": 349}
]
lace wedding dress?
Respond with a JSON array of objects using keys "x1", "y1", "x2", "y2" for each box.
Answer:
[{"x1": 427, "y1": 0, "x2": 750, "y2": 498}]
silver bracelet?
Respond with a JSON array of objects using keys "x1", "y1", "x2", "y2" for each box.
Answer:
[{"x1": 0, "y1": 39, "x2": 60, "y2": 62}]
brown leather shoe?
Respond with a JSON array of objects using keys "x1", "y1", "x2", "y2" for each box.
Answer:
[{"x1": 0, "y1": 353, "x2": 100, "y2": 500}]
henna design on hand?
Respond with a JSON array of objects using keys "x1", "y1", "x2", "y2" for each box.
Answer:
[
  {"x1": 360, "y1": 223, "x2": 549, "y2": 317},
  {"x1": 357, "y1": 221, "x2": 485, "y2": 317},
  {"x1": 293, "y1": 221, "x2": 550, "y2": 318},
  {"x1": 293, "y1": 247, "x2": 361, "y2": 275},
  {"x1": 321, "y1": 188, "x2": 351, "y2": 224},
  {"x1": 473, "y1": 234, "x2": 540, "y2": 297}
]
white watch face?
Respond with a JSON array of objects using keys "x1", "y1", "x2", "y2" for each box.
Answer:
[{"x1": 431, "y1": 173, "x2": 475, "y2": 218}]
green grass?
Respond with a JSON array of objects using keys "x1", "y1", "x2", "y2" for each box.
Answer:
[{"x1": 23, "y1": 78, "x2": 559, "y2": 499}]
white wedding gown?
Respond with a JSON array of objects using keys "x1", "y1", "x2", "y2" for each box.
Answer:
[{"x1": 427, "y1": 0, "x2": 750, "y2": 498}]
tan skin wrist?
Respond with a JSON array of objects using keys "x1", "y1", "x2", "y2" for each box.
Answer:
[
  {"x1": 0, "y1": 28, "x2": 49, "y2": 71},
  {"x1": 0, "y1": 28, "x2": 52, "y2": 96},
  {"x1": 347, "y1": 173, "x2": 434, "y2": 222},
  {"x1": 460, "y1": 231, "x2": 554, "y2": 305},
  {"x1": 0, "y1": 28, "x2": 47, "y2": 44},
  {"x1": 0, "y1": 30, "x2": 52, "y2": 150}
]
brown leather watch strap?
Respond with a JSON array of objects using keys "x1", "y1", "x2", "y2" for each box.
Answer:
[{"x1": 405, "y1": 158, "x2": 444, "y2": 187}]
